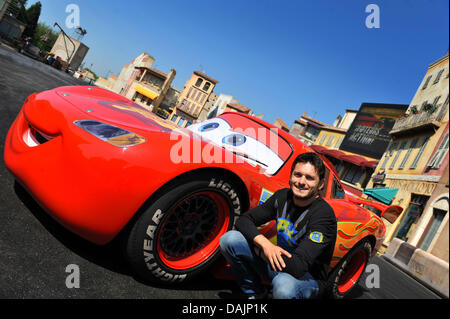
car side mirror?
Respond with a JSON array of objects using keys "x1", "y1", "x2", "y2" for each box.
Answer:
[{"x1": 381, "y1": 205, "x2": 403, "y2": 224}]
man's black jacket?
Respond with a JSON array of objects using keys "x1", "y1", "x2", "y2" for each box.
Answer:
[{"x1": 235, "y1": 188, "x2": 337, "y2": 294}]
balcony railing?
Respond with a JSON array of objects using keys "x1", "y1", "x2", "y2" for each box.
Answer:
[{"x1": 390, "y1": 103, "x2": 448, "y2": 135}]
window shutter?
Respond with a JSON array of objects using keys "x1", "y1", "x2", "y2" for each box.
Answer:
[
  {"x1": 399, "y1": 139, "x2": 418, "y2": 169},
  {"x1": 389, "y1": 141, "x2": 407, "y2": 169},
  {"x1": 422, "y1": 75, "x2": 432, "y2": 90},
  {"x1": 428, "y1": 134, "x2": 449, "y2": 169},
  {"x1": 410, "y1": 137, "x2": 430, "y2": 169},
  {"x1": 433, "y1": 69, "x2": 444, "y2": 84},
  {"x1": 380, "y1": 142, "x2": 395, "y2": 169}
]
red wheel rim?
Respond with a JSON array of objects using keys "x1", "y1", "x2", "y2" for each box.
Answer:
[
  {"x1": 337, "y1": 250, "x2": 367, "y2": 294},
  {"x1": 156, "y1": 191, "x2": 230, "y2": 270}
]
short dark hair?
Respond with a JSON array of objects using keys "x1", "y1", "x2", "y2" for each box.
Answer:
[{"x1": 290, "y1": 152, "x2": 325, "y2": 180}]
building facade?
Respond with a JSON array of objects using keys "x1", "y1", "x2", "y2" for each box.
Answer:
[
  {"x1": 124, "y1": 67, "x2": 176, "y2": 113},
  {"x1": 366, "y1": 53, "x2": 449, "y2": 248},
  {"x1": 206, "y1": 93, "x2": 239, "y2": 119},
  {"x1": 273, "y1": 118, "x2": 290, "y2": 133},
  {"x1": 169, "y1": 71, "x2": 218, "y2": 127},
  {"x1": 290, "y1": 112, "x2": 328, "y2": 145},
  {"x1": 197, "y1": 92, "x2": 218, "y2": 122},
  {"x1": 112, "y1": 52, "x2": 155, "y2": 95},
  {"x1": 224, "y1": 102, "x2": 251, "y2": 114},
  {"x1": 333, "y1": 109, "x2": 358, "y2": 130},
  {"x1": 95, "y1": 74, "x2": 118, "y2": 91}
]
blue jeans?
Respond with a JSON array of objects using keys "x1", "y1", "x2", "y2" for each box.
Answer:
[{"x1": 220, "y1": 230, "x2": 319, "y2": 299}]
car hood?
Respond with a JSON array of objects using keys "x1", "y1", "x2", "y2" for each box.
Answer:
[{"x1": 54, "y1": 86, "x2": 189, "y2": 136}]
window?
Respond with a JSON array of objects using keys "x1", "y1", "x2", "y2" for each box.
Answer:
[
  {"x1": 420, "y1": 100, "x2": 429, "y2": 111},
  {"x1": 171, "y1": 114, "x2": 178, "y2": 123},
  {"x1": 199, "y1": 94, "x2": 206, "y2": 105},
  {"x1": 433, "y1": 69, "x2": 444, "y2": 85},
  {"x1": 432, "y1": 96, "x2": 441, "y2": 107},
  {"x1": 395, "y1": 194, "x2": 429, "y2": 241},
  {"x1": 427, "y1": 133, "x2": 449, "y2": 169},
  {"x1": 304, "y1": 126, "x2": 320, "y2": 141},
  {"x1": 195, "y1": 92, "x2": 202, "y2": 103},
  {"x1": 331, "y1": 177, "x2": 345, "y2": 199},
  {"x1": 422, "y1": 75, "x2": 432, "y2": 90},
  {"x1": 186, "y1": 116, "x2": 293, "y2": 175},
  {"x1": 318, "y1": 134, "x2": 327, "y2": 145},
  {"x1": 380, "y1": 142, "x2": 395, "y2": 169},
  {"x1": 420, "y1": 208, "x2": 447, "y2": 251},
  {"x1": 399, "y1": 139, "x2": 418, "y2": 169},
  {"x1": 195, "y1": 78, "x2": 203, "y2": 87},
  {"x1": 185, "y1": 101, "x2": 192, "y2": 113},
  {"x1": 186, "y1": 87, "x2": 193, "y2": 99},
  {"x1": 343, "y1": 164, "x2": 364, "y2": 185},
  {"x1": 389, "y1": 141, "x2": 407, "y2": 169},
  {"x1": 178, "y1": 118, "x2": 185, "y2": 127},
  {"x1": 320, "y1": 167, "x2": 330, "y2": 197},
  {"x1": 326, "y1": 135, "x2": 335, "y2": 147},
  {"x1": 334, "y1": 161, "x2": 343, "y2": 175},
  {"x1": 185, "y1": 121, "x2": 192, "y2": 127},
  {"x1": 335, "y1": 136, "x2": 344, "y2": 149},
  {"x1": 410, "y1": 137, "x2": 430, "y2": 169},
  {"x1": 437, "y1": 95, "x2": 449, "y2": 121},
  {"x1": 180, "y1": 99, "x2": 188, "y2": 110},
  {"x1": 203, "y1": 82, "x2": 211, "y2": 91}
]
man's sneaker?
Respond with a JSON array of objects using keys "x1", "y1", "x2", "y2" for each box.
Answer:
[{"x1": 246, "y1": 288, "x2": 268, "y2": 299}]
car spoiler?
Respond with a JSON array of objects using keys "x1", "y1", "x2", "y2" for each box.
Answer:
[{"x1": 344, "y1": 191, "x2": 403, "y2": 224}]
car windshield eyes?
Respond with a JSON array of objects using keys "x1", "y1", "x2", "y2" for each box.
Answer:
[
  {"x1": 222, "y1": 134, "x2": 246, "y2": 146},
  {"x1": 199, "y1": 122, "x2": 219, "y2": 132}
]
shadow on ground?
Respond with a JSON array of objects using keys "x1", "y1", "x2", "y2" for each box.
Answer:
[{"x1": 13, "y1": 181, "x2": 237, "y2": 294}]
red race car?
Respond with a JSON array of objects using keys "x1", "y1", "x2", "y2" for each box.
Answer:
[{"x1": 4, "y1": 86, "x2": 402, "y2": 298}]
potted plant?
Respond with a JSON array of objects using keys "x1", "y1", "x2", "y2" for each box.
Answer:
[{"x1": 423, "y1": 103, "x2": 436, "y2": 114}]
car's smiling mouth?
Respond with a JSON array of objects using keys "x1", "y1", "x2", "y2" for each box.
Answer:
[{"x1": 23, "y1": 125, "x2": 55, "y2": 147}]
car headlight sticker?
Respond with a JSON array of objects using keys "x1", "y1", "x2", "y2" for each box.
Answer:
[{"x1": 74, "y1": 120, "x2": 146, "y2": 147}]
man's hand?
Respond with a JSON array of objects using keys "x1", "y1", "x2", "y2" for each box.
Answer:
[{"x1": 253, "y1": 234, "x2": 292, "y2": 272}]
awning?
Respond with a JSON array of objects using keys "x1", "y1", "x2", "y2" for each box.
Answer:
[
  {"x1": 310, "y1": 144, "x2": 327, "y2": 153},
  {"x1": 363, "y1": 187, "x2": 398, "y2": 205},
  {"x1": 310, "y1": 145, "x2": 378, "y2": 169},
  {"x1": 135, "y1": 85, "x2": 159, "y2": 100}
]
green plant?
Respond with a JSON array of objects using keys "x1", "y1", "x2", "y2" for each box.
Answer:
[{"x1": 423, "y1": 103, "x2": 436, "y2": 114}]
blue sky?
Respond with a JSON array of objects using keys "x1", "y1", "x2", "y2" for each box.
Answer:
[{"x1": 28, "y1": 0, "x2": 449, "y2": 126}]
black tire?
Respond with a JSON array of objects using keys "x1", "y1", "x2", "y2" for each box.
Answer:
[
  {"x1": 327, "y1": 238, "x2": 372, "y2": 299},
  {"x1": 125, "y1": 173, "x2": 244, "y2": 284}
]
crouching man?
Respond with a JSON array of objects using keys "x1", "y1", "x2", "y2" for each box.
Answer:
[{"x1": 220, "y1": 152, "x2": 337, "y2": 299}]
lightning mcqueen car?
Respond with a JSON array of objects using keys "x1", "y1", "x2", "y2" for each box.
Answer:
[{"x1": 4, "y1": 86, "x2": 402, "y2": 298}]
